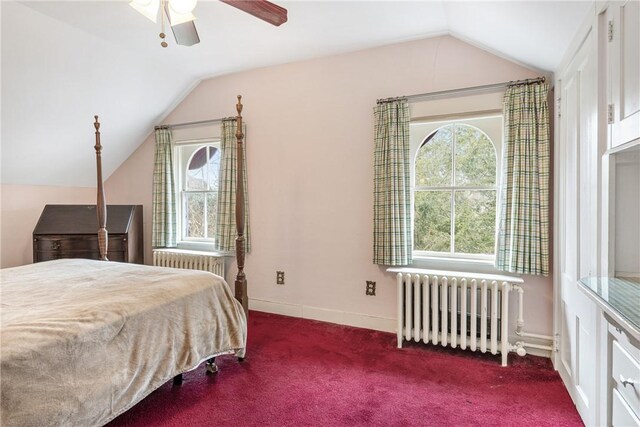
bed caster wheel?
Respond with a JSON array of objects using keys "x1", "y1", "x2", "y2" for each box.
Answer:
[
  {"x1": 173, "y1": 374, "x2": 183, "y2": 385},
  {"x1": 238, "y1": 357, "x2": 245, "y2": 362},
  {"x1": 206, "y1": 361, "x2": 218, "y2": 375}
]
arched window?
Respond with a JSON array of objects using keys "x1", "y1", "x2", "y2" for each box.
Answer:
[
  {"x1": 180, "y1": 144, "x2": 221, "y2": 241},
  {"x1": 413, "y1": 123, "x2": 497, "y2": 256}
]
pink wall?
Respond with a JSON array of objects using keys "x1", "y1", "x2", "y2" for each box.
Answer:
[
  {"x1": 0, "y1": 184, "x2": 95, "y2": 268},
  {"x1": 105, "y1": 36, "x2": 554, "y2": 341}
]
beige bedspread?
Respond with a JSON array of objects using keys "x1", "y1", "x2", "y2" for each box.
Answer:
[{"x1": 0, "y1": 259, "x2": 247, "y2": 427}]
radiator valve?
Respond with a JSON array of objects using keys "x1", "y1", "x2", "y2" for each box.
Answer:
[{"x1": 512, "y1": 342, "x2": 527, "y2": 357}]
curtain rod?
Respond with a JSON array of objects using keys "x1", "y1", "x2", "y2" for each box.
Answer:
[
  {"x1": 155, "y1": 116, "x2": 235, "y2": 130},
  {"x1": 377, "y1": 76, "x2": 546, "y2": 104}
]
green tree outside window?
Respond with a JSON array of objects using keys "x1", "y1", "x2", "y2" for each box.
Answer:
[{"x1": 414, "y1": 123, "x2": 497, "y2": 256}]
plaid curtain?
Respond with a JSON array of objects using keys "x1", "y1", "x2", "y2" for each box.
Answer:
[
  {"x1": 216, "y1": 118, "x2": 251, "y2": 253},
  {"x1": 151, "y1": 127, "x2": 177, "y2": 248},
  {"x1": 495, "y1": 82, "x2": 550, "y2": 276},
  {"x1": 373, "y1": 99, "x2": 412, "y2": 265}
]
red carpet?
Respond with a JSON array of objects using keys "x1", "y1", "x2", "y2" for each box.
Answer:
[{"x1": 108, "y1": 311, "x2": 582, "y2": 427}]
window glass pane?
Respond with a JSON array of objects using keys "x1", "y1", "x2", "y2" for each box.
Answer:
[
  {"x1": 414, "y1": 190, "x2": 451, "y2": 252},
  {"x1": 415, "y1": 125, "x2": 452, "y2": 187},
  {"x1": 207, "y1": 147, "x2": 221, "y2": 191},
  {"x1": 454, "y1": 124, "x2": 496, "y2": 186},
  {"x1": 454, "y1": 190, "x2": 496, "y2": 254},
  {"x1": 180, "y1": 144, "x2": 220, "y2": 243},
  {"x1": 186, "y1": 147, "x2": 209, "y2": 190},
  {"x1": 184, "y1": 192, "x2": 205, "y2": 238},
  {"x1": 206, "y1": 193, "x2": 217, "y2": 239}
]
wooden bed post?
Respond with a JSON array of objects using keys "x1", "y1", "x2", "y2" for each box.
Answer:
[
  {"x1": 234, "y1": 96, "x2": 248, "y2": 315},
  {"x1": 94, "y1": 116, "x2": 108, "y2": 261}
]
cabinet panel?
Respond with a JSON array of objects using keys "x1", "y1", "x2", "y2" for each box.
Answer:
[
  {"x1": 612, "y1": 389, "x2": 640, "y2": 426},
  {"x1": 610, "y1": 0, "x2": 640, "y2": 148},
  {"x1": 621, "y1": 2, "x2": 639, "y2": 118}
]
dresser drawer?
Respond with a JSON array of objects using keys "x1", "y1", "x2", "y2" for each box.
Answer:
[
  {"x1": 107, "y1": 252, "x2": 126, "y2": 262},
  {"x1": 610, "y1": 323, "x2": 640, "y2": 361},
  {"x1": 613, "y1": 389, "x2": 640, "y2": 427},
  {"x1": 36, "y1": 251, "x2": 126, "y2": 262},
  {"x1": 34, "y1": 236, "x2": 126, "y2": 252},
  {"x1": 612, "y1": 339, "x2": 640, "y2": 416}
]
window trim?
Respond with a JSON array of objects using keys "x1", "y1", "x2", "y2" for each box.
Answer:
[
  {"x1": 410, "y1": 115, "x2": 503, "y2": 261},
  {"x1": 409, "y1": 253, "x2": 511, "y2": 276},
  {"x1": 174, "y1": 138, "x2": 221, "y2": 250}
]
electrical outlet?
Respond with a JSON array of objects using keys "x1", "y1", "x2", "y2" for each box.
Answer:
[
  {"x1": 276, "y1": 271, "x2": 285, "y2": 285},
  {"x1": 366, "y1": 281, "x2": 376, "y2": 296}
]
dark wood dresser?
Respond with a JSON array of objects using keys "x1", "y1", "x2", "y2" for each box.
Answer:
[{"x1": 33, "y1": 205, "x2": 143, "y2": 264}]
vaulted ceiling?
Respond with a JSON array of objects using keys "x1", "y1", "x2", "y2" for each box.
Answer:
[{"x1": 1, "y1": 1, "x2": 593, "y2": 187}]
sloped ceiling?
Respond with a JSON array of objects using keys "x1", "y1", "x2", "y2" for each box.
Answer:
[{"x1": 1, "y1": 0, "x2": 593, "y2": 187}]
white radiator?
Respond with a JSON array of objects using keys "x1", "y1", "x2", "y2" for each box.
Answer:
[
  {"x1": 152, "y1": 249, "x2": 225, "y2": 278},
  {"x1": 391, "y1": 268, "x2": 526, "y2": 366}
]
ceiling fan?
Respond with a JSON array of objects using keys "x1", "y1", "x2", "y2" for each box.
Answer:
[{"x1": 130, "y1": 0, "x2": 288, "y2": 48}]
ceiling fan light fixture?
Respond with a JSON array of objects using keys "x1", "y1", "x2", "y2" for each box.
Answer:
[
  {"x1": 167, "y1": 9, "x2": 196, "y2": 26},
  {"x1": 168, "y1": 0, "x2": 198, "y2": 15},
  {"x1": 129, "y1": 0, "x2": 160, "y2": 23},
  {"x1": 130, "y1": 0, "x2": 286, "y2": 48}
]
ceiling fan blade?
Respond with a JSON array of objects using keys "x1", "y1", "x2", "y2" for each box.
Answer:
[
  {"x1": 220, "y1": 0, "x2": 288, "y2": 26},
  {"x1": 171, "y1": 20, "x2": 201, "y2": 46}
]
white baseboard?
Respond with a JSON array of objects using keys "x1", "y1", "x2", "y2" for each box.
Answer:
[
  {"x1": 302, "y1": 305, "x2": 396, "y2": 333},
  {"x1": 249, "y1": 298, "x2": 303, "y2": 318},
  {"x1": 249, "y1": 298, "x2": 552, "y2": 359},
  {"x1": 248, "y1": 298, "x2": 396, "y2": 333},
  {"x1": 525, "y1": 347, "x2": 553, "y2": 358},
  {"x1": 514, "y1": 334, "x2": 554, "y2": 359}
]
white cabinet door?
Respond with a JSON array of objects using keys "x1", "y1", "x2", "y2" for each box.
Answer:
[
  {"x1": 609, "y1": 0, "x2": 640, "y2": 148},
  {"x1": 556, "y1": 27, "x2": 599, "y2": 426}
]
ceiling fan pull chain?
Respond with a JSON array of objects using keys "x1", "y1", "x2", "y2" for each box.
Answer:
[{"x1": 159, "y1": 0, "x2": 168, "y2": 48}]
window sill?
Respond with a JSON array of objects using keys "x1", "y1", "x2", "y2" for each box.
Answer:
[
  {"x1": 171, "y1": 242, "x2": 234, "y2": 257},
  {"x1": 154, "y1": 247, "x2": 233, "y2": 258},
  {"x1": 410, "y1": 254, "x2": 511, "y2": 276}
]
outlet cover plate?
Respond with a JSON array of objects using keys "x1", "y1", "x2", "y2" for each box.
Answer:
[
  {"x1": 366, "y1": 281, "x2": 376, "y2": 296},
  {"x1": 276, "y1": 271, "x2": 285, "y2": 285}
]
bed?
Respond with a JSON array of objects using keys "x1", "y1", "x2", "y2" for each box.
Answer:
[{"x1": 0, "y1": 97, "x2": 249, "y2": 426}]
